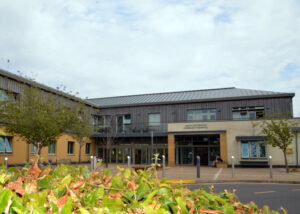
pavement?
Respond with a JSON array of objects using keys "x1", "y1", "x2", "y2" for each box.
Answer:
[{"x1": 95, "y1": 164, "x2": 300, "y2": 184}]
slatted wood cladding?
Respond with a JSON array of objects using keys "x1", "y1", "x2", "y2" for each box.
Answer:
[
  {"x1": 96, "y1": 97, "x2": 293, "y2": 124},
  {"x1": 0, "y1": 71, "x2": 97, "y2": 113}
]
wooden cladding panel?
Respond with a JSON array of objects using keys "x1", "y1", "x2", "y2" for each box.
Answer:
[{"x1": 97, "y1": 97, "x2": 293, "y2": 124}]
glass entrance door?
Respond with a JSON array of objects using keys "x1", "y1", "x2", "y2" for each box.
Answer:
[
  {"x1": 135, "y1": 148, "x2": 147, "y2": 164},
  {"x1": 194, "y1": 147, "x2": 208, "y2": 165}
]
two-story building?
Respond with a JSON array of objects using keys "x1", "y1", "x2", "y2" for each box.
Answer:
[
  {"x1": 1, "y1": 68, "x2": 299, "y2": 167},
  {"x1": 88, "y1": 87, "x2": 300, "y2": 167}
]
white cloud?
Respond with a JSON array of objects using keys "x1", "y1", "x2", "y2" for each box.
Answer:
[{"x1": 0, "y1": 0, "x2": 300, "y2": 116}]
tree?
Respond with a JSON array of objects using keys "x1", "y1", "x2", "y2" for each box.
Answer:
[
  {"x1": 253, "y1": 114, "x2": 297, "y2": 173},
  {"x1": 69, "y1": 103, "x2": 95, "y2": 164},
  {"x1": 0, "y1": 86, "x2": 78, "y2": 162}
]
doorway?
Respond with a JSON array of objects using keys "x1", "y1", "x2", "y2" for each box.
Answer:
[{"x1": 194, "y1": 147, "x2": 208, "y2": 165}]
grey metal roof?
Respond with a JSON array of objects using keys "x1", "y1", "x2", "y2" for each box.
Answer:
[{"x1": 87, "y1": 87, "x2": 295, "y2": 108}]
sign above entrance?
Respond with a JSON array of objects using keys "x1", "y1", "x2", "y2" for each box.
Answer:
[{"x1": 184, "y1": 124, "x2": 208, "y2": 130}]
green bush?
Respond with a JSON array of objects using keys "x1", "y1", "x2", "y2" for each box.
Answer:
[{"x1": 0, "y1": 164, "x2": 284, "y2": 213}]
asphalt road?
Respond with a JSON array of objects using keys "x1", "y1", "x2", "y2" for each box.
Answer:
[{"x1": 187, "y1": 183, "x2": 300, "y2": 214}]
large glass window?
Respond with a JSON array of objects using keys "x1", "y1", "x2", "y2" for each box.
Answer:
[
  {"x1": 241, "y1": 141, "x2": 266, "y2": 158},
  {"x1": 94, "y1": 115, "x2": 111, "y2": 132},
  {"x1": 187, "y1": 109, "x2": 216, "y2": 121},
  {"x1": 68, "y1": 141, "x2": 74, "y2": 154},
  {"x1": 0, "y1": 137, "x2": 12, "y2": 154},
  {"x1": 48, "y1": 142, "x2": 56, "y2": 155},
  {"x1": 232, "y1": 107, "x2": 264, "y2": 120},
  {"x1": 148, "y1": 113, "x2": 160, "y2": 126}
]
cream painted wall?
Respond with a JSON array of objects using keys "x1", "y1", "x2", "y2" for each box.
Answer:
[{"x1": 168, "y1": 119, "x2": 300, "y2": 165}]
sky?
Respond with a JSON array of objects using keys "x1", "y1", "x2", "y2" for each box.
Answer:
[{"x1": 0, "y1": 0, "x2": 300, "y2": 116}]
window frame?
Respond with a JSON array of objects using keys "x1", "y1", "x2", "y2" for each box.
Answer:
[
  {"x1": 67, "y1": 141, "x2": 74, "y2": 155},
  {"x1": 85, "y1": 143, "x2": 91, "y2": 155},
  {"x1": 148, "y1": 113, "x2": 161, "y2": 126},
  {"x1": 187, "y1": 109, "x2": 216, "y2": 121},
  {"x1": 232, "y1": 106, "x2": 265, "y2": 120},
  {"x1": 241, "y1": 141, "x2": 267, "y2": 159},
  {"x1": 31, "y1": 144, "x2": 38, "y2": 154},
  {"x1": 0, "y1": 136, "x2": 13, "y2": 154},
  {"x1": 48, "y1": 142, "x2": 56, "y2": 155}
]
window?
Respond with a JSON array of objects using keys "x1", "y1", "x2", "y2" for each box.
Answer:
[
  {"x1": 124, "y1": 114, "x2": 131, "y2": 124},
  {"x1": 68, "y1": 141, "x2": 74, "y2": 155},
  {"x1": 94, "y1": 115, "x2": 111, "y2": 132},
  {"x1": 31, "y1": 144, "x2": 38, "y2": 154},
  {"x1": 0, "y1": 137, "x2": 12, "y2": 154},
  {"x1": 232, "y1": 107, "x2": 264, "y2": 120},
  {"x1": 148, "y1": 113, "x2": 160, "y2": 126},
  {"x1": 241, "y1": 141, "x2": 266, "y2": 158},
  {"x1": 0, "y1": 89, "x2": 17, "y2": 101},
  {"x1": 48, "y1": 142, "x2": 56, "y2": 155},
  {"x1": 85, "y1": 143, "x2": 91, "y2": 154},
  {"x1": 187, "y1": 109, "x2": 216, "y2": 121}
]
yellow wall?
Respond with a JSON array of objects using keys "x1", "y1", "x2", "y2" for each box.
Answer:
[{"x1": 0, "y1": 127, "x2": 96, "y2": 165}]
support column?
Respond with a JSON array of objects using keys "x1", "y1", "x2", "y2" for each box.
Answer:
[
  {"x1": 168, "y1": 134, "x2": 175, "y2": 167},
  {"x1": 220, "y1": 133, "x2": 228, "y2": 163}
]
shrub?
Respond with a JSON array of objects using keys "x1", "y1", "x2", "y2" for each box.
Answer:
[{"x1": 0, "y1": 164, "x2": 284, "y2": 213}]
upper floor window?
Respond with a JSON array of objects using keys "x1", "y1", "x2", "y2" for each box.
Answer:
[
  {"x1": 0, "y1": 137, "x2": 12, "y2": 154},
  {"x1": 148, "y1": 113, "x2": 160, "y2": 126},
  {"x1": 187, "y1": 109, "x2": 216, "y2": 121},
  {"x1": 241, "y1": 141, "x2": 266, "y2": 158},
  {"x1": 0, "y1": 89, "x2": 17, "y2": 101},
  {"x1": 232, "y1": 106, "x2": 264, "y2": 120}
]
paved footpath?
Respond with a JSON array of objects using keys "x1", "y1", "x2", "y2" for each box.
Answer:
[{"x1": 96, "y1": 164, "x2": 300, "y2": 183}]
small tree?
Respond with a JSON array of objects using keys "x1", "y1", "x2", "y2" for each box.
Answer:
[
  {"x1": 69, "y1": 104, "x2": 95, "y2": 164},
  {"x1": 0, "y1": 86, "x2": 78, "y2": 163},
  {"x1": 253, "y1": 114, "x2": 297, "y2": 173}
]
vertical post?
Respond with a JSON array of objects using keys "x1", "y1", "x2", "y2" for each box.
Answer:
[
  {"x1": 93, "y1": 156, "x2": 97, "y2": 171},
  {"x1": 90, "y1": 156, "x2": 94, "y2": 171},
  {"x1": 269, "y1": 156, "x2": 273, "y2": 179},
  {"x1": 197, "y1": 156, "x2": 200, "y2": 178},
  {"x1": 4, "y1": 157, "x2": 8, "y2": 169},
  {"x1": 232, "y1": 156, "x2": 235, "y2": 178},
  {"x1": 151, "y1": 131, "x2": 154, "y2": 163},
  {"x1": 162, "y1": 155, "x2": 166, "y2": 178},
  {"x1": 128, "y1": 156, "x2": 131, "y2": 170},
  {"x1": 296, "y1": 132, "x2": 298, "y2": 168}
]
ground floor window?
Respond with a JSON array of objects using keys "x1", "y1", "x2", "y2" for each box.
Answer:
[
  {"x1": 31, "y1": 144, "x2": 38, "y2": 154},
  {"x1": 85, "y1": 143, "x2": 91, "y2": 154},
  {"x1": 0, "y1": 137, "x2": 12, "y2": 154},
  {"x1": 48, "y1": 142, "x2": 56, "y2": 155},
  {"x1": 68, "y1": 141, "x2": 74, "y2": 154},
  {"x1": 241, "y1": 141, "x2": 266, "y2": 158}
]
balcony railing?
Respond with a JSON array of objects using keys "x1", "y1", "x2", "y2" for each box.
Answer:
[{"x1": 94, "y1": 122, "x2": 168, "y2": 135}]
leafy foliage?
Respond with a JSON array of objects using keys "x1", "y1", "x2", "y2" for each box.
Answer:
[
  {"x1": 253, "y1": 114, "x2": 298, "y2": 173},
  {"x1": 0, "y1": 164, "x2": 284, "y2": 213},
  {"x1": 0, "y1": 86, "x2": 80, "y2": 156}
]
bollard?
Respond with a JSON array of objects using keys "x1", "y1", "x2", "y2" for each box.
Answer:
[
  {"x1": 269, "y1": 156, "x2": 273, "y2": 179},
  {"x1": 4, "y1": 157, "x2": 8, "y2": 169},
  {"x1": 90, "y1": 156, "x2": 94, "y2": 171},
  {"x1": 128, "y1": 156, "x2": 131, "y2": 170},
  {"x1": 93, "y1": 156, "x2": 97, "y2": 171},
  {"x1": 197, "y1": 156, "x2": 200, "y2": 178},
  {"x1": 232, "y1": 156, "x2": 235, "y2": 178},
  {"x1": 162, "y1": 155, "x2": 166, "y2": 178}
]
